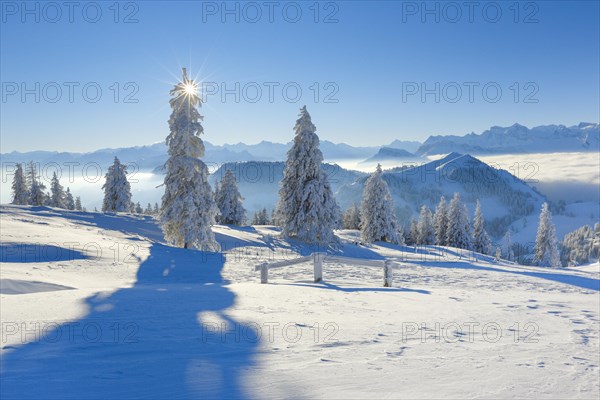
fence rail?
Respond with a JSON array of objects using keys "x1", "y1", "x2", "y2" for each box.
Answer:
[{"x1": 255, "y1": 252, "x2": 397, "y2": 287}]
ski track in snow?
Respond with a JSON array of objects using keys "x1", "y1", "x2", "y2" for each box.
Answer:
[{"x1": 0, "y1": 205, "x2": 599, "y2": 399}]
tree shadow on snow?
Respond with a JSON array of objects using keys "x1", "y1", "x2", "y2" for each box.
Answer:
[
  {"x1": 280, "y1": 281, "x2": 431, "y2": 294},
  {"x1": 0, "y1": 243, "x2": 89, "y2": 263},
  {"x1": 0, "y1": 243, "x2": 259, "y2": 399}
]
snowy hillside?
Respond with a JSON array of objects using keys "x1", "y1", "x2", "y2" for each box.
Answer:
[
  {"x1": 338, "y1": 153, "x2": 546, "y2": 238},
  {"x1": 1, "y1": 206, "x2": 598, "y2": 399},
  {"x1": 417, "y1": 123, "x2": 599, "y2": 156}
]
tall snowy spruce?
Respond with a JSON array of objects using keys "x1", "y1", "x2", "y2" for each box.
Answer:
[
  {"x1": 252, "y1": 208, "x2": 270, "y2": 225},
  {"x1": 503, "y1": 230, "x2": 514, "y2": 261},
  {"x1": 65, "y1": 188, "x2": 75, "y2": 210},
  {"x1": 276, "y1": 106, "x2": 340, "y2": 244},
  {"x1": 446, "y1": 193, "x2": 472, "y2": 249},
  {"x1": 408, "y1": 218, "x2": 419, "y2": 246},
  {"x1": 160, "y1": 68, "x2": 219, "y2": 250},
  {"x1": 27, "y1": 162, "x2": 46, "y2": 206},
  {"x1": 50, "y1": 172, "x2": 66, "y2": 209},
  {"x1": 102, "y1": 157, "x2": 132, "y2": 212},
  {"x1": 472, "y1": 200, "x2": 491, "y2": 254},
  {"x1": 216, "y1": 170, "x2": 246, "y2": 225},
  {"x1": 343, "y1": 203, "x2": 361, "y2": 230},
  {"x1": 75, "y1": 196, "x2": 82, "y2": 211},
  {"x1": 360, "y1": 164, "x2": 401, "y2": 244},
  {"x1": 534, "y1": 202, "x2": 561, "y2": 267},
  {"x1": 434, "y1": 196, "x2": 448, "y2": 246},
  {"x1": 11, "y1": 163, "x2": 29, "y2": 205},
  {"x1": 417, "y1": 205, "x2": 435, "y2": 245}
]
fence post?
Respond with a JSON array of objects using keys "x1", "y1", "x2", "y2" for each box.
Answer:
[
  {"x1": 313, "y1": 252, "x2": 324, "y2": 283},
  {"x1": 260, "y1": 263, "x2": 269, "y2": 284},
  {"x1": 383, "y1": 260, "x2": 393, "y2": 287}
]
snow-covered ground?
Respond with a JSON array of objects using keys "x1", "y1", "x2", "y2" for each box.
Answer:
[{"x1": 1, "y1": 206, "x2": 599, "y2": 399}]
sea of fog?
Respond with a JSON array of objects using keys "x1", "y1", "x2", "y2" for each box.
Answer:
[{"x1": 1, "y1": 152, "x2": 598, "y2": 210}]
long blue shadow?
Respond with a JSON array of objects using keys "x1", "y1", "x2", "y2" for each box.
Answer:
[
  {"x1": 0, "y1": 243, "x2": 89, "y2": 263},
  {"x1": 408, "y1": 260, "x2": 600, "y2": 292},
  {"x1": 280, "y1": 281, "x2": 431, "y2": 294},
  {"x1": 0, "y1": 243, "x2": 258, "y2": 399}
]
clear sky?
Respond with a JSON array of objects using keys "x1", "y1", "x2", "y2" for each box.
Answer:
[{"x1": 1, "y1": 0, "x2": 599, "y2": 152}]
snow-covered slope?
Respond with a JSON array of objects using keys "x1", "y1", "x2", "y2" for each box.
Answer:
[
  {"x1": 1, "y1": 206, "x2": 598, "y2": 399},
  {"x1": 338, "y1": 153, "x2": 546, "y2": 238},
  {"x1": 417, "y1": 122, "x2": 600, "y2": 156}
]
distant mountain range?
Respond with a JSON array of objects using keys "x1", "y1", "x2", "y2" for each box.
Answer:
[
  {"x1": 416, "y1": 122, "x2": 599, "y2": 156},
  {"x1": 2, "y1": 122, "x2": 596, "y2": 171}
]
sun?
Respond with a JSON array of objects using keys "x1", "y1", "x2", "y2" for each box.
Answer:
[{"x1": 183, "y1": 82, "x2": 197, "y2": 96}]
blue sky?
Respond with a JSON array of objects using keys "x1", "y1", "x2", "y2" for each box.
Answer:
[{"x1": 1, "y1": 1, "x2": 599, "y2": 152}]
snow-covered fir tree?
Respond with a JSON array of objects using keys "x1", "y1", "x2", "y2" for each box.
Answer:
[
  {"x1": 472, "y1": 200, "x2": 491, "y2": 254},
  {"x1": 154, "y1": 202, "x2": 160, "y2": 214},
  {"x1": 65, "y1": 188, "x2": 75, "y2": 210},
  {"x1": 407, "y1": 218, "x2": 419, "y2": 245},
  {"x1": 252, "y1": 208, "x2": 270, "y2": 225},
  {"x1": 343, "y1": 203, "x2": 361, "y2": 230},
  {"x1": 534, "y1": 202, "x2": 561, "y2": 267},
  {"x1": 216, "y1": 170, "x2": 246, "y2": 225},
  {"x1": 49, "y1": 172, "x2": 66, "y2": 208},
  {"x1": 11, "y1": 163, "x2": 29, "y2": 205},
  {"x1": 360, "y1": 164, "x2": 401, "y2": 244},
  {"x1": 135, "y1": 202, "x2": 143, "y2": 214},
  {"x1": 503, "y1": 230, "x2": 514, "y2": 261},
  {"x1": 102, "y1": 157, "x2": 132, "y2": 213},
  {"x1": 446, "y1": 193, "x2": 472, "y2": 249},
  {"x1": 145, "y1": 203, "x2": 153, "y2": 214},
  {"x1": 26, "y1": 162, "x2": 46, "y2": 206},
  {"x1": 561, "y1": 224, "x2": 599, "y2": 266},
  {"x1": 160, "y1": 68, "x2": 219, "y2": 250},
  {"x1": 276, "y1": 106, "x2": 340, "y2": 244},
  {"x1": 417, "y1": 205, "x2": 435, "y2": 245},
  {"x1": 75, "y1": 196, "x2": 82, "y2": 211},
  {"x1": 434, "y1": 196, "x2": 448, "y2": 246}
]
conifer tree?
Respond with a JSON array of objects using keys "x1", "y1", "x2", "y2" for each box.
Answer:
[
  {"x1": 503, "y1": 230, "x2": 514, "y2": 261},
  {"x1": 360, "y1": 164, "x2": 401, "y2": 244},
  {"x1": 446, "y1": 193, "x2": 472, "y2": 249},
  {"x1": 75, "y1": 196, "x2": 82, "y2": 211},
  {"x1": 65, "y1": 188, "x2": 75, "y2": 210},
  {"x1": 160, "y1": 68, "x2": 219, "y2": 250},
  {"x1": 252, "y1": 208, "x2": 270, "y2": 225},
  {"x1": 408, "y1": 218, "x2": 419, "y2": 245},
  {"x1": 343, "y1": 203, "x2": 361, "y2": 230},
  {"x1": 216, "y1": 169, "x2": 246, "y2": 225},
  {"x1": 276, "y1": 106, "x2": 340, "y2": 244},
  {"x1": 27, "y1": 162, "x2": 46, "y2": 206},
  {"x1": 11, "y1": 163, "x2": 29, "y2": 205},
  {"x1": 534, "y1": 202, "x2": 561, "y2": 267},
  {"x1": 102, "y1": 157, "x2": 132, "y2": 212},
  {"x1": 49, "y1": 172, "x2": 67, "y2": 208},
  {"x1": 417, "y1": 205, "x2": 435, "y2": 245},
  {"x1": 472, "y1": 200, "x2": 491, "y2": 254},
  {"x1": 434, "y1": 196, "x2": 448, "y2": 246}
]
